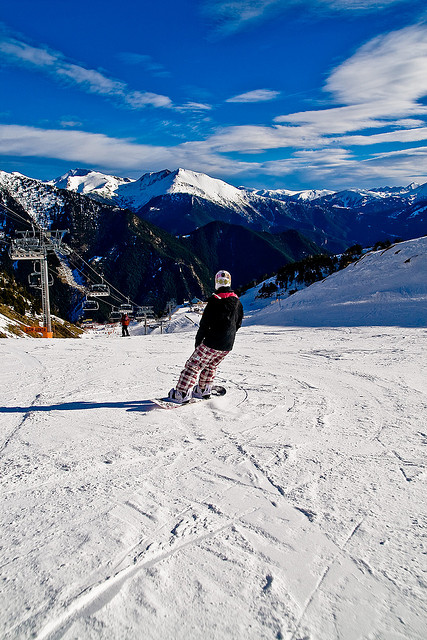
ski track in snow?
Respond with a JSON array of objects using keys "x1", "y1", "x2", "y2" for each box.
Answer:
[{"x1": 0, "y1": 327, "x2": 426, "y2": 640}]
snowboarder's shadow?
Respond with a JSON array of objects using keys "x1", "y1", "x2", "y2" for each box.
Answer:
[{"x1": 0, "y1": 400, "x2": 159, "y2": 414}]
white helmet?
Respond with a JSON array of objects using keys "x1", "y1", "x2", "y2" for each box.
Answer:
[{"x1": 215, "y1": 270, "x2": 231, "y2": 290}]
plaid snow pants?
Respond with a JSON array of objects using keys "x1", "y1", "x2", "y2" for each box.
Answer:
[{"x1": 176, "y1": 344, "x2": 229, "y2": 393}]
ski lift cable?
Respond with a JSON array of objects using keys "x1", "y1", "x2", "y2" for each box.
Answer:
[
  {"x1": 65, "y1": 254, "x2": 120, "y2": 304},
  {"x1": 0, "y1": 201, "x2": 35, "y2": 227},
  {"x1": 69, "y1": 250, "x2": 139, "y2": 306},
  {"x1": 64, "y1": 249, "x2": 137, "y2": 308},
  {"x1": 2, "y1": 203, "x2": 85, "y2": 261},
  {"x1": 0, "y1": 202, "x2": 67, "y2": 255},
  {"x1": 1, "y1": 202, "x2": 125, "y2": 302},
  {"x1": 0, "y1": 201, "x2": 72, "y2": 257},
  {"x1": 1, "y1": 201, "x2": 139, "y2": 307},
  {"x1": 0, "y1": 201, "x2": 60, "y2": 238},
  {"x1": 67, "y1": 255, "x2": 124, "y2": 306},
  {"x1": 60, "y1": 242, "x2": 130, "y2": 303}
]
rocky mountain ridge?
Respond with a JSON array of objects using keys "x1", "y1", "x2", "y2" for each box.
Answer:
[
  {"x1": 0, "y1": 170, "x2": 322, "y2": 320},
  {"x1": 44, "y1": 167, "x2": 427, "y2": 250}
]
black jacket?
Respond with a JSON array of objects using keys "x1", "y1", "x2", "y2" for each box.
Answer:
[{"x1": 195, "y1": 287, "x2": 244, "y2": 352}]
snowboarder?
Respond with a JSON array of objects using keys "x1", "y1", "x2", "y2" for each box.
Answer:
[
  {"x1": 168, "y1": 270, "x2": 244, "y2": 403},
  {"x1": 121, "y1": 313, "x2": 130, "y2": 337}
]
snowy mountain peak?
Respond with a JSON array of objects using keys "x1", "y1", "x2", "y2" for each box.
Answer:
[
  {"x1": 2, "y1": 167, "x2": 427, "y2": 248},
  {"x1": 169, "y1": 168, "x2": 245, "y2": 202},
  {"x1": 248, "y1": 187, "x2": 335, "y2": 202},
  {"x1": 98, "y1": 167, "x2": 251, "y2": 212},
  {"x1": 59, "y1": 168, "x2": 94, "y2": 178},
  {"x1": 47, "y1": 168, "x2": 133, "y2": 197},
  {"x1": 135, "y1": 169, "x2": 172, "y2": 187}
]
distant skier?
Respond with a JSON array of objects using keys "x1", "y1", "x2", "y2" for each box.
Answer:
[
  {"x1": 121, "y1": 313, "x2": 130, "y2": 337},
  {"x1": 168, "y1": 270, "x2": 244, "y2": 403}
]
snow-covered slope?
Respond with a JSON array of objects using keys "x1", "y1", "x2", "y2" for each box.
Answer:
[
  {"x1": 51, "y1": 168, "x2": 334, "y2": 209},
  {"x1": 243, "y1": 236, "x2": 427, "y2": 327},
  {"x1": 0, "y1": 170, "x2": 66, "y2": 227},
  {"x1": 1, "y1": 322, "x2": 426, "y2": 638},
  {"x1": 319, "y1": 183, "x2": 420, "y2": 209},
  {"x1": 49, "y1": 168, "x2": 256, "y2": 213},
  {"x1": 250, "y1": 187, "x2": 335, "y2": 202},
  {"x1": 46, "y1": 168, "x2": 133, "y2": 198},
  {"x1": 0, "y1": 309, "x2": 29, "y2": 338}
]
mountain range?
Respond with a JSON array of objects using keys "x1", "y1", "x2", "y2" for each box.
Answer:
[
  {"x1": 1, "y1": 166, "x2": 426, "y2": 320},
  {"x1": 47, "y1": 167, "x2": 427, "y2": 250},
  {"x1": 0, "y1": 169, "x2": 321, "y2": 318}
]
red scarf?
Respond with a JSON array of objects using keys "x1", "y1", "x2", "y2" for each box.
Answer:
[{"x1": 213, "y1": 292, "x2": 238, "y2": 299}]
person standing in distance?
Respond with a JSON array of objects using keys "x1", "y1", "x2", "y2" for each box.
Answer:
[
  {"x1": 168, "y1": 270, "x2": 244, "y2": 403},
  {"x1": 121, "y1": 313, "x2": 130, "y2": 337}
]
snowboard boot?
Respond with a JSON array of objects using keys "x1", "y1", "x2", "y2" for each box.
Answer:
[
  {"x1": 168, "y1": 388, "x2": 192, "y2": 404},
  {"x1": 192, "y1": 384, "x2": 212, "y2": 400}
]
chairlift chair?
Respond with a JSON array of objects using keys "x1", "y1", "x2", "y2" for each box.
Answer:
[
  {"x1": 82, "y1": 299, "x2": 99, "y2": 312},
  {"x1": 28, "y1": 273, "x2": 40, "y2": 288},
  {"x1": 135, "y1": 306, "x2": 154, "y2": 320},
  {"x1": 120, "y1": 303, "x2": 133, "y2": 313},
  {"x1": 28, "y1": 272, "x2": 53, "y2": 288},
  {"x1": 134, "y1": 307, "x2": 150, "y2": 320},
  {"x1": 109, "y1": 309, "x2": 122, "y2": 322},
  {"x1": 89, "y1": 283, "x2": 110, "y2": 297}
]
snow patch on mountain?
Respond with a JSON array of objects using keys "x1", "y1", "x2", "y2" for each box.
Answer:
[
  {"x1": 244, "y1": 236, "x2": 427, "y2": 328},
  {"x1": 127, "y1": 168, "x2": 253, "y2": 211},
  {"x1": 49, "y1": 167, "x2": 427, "y2": 221},
  {"x1": 250, "y1": 187, "x2": 335, "y2": 202},
  {"x1": 0, "y1": 170, "x2": 65, "y2": 227},
  {"x1": 319, "y1": 183, "x2": 423, "y2": 209},
  {"x1": 47, "y1": 168, "x2": 133, "y2": 199},
  {"x1": 48, "y1": 168, "x2": 254, "y2": 213}
]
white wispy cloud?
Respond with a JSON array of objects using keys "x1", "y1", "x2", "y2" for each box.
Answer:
[
  {"x1": 203, "y1": 0, "x2": 406, "y2": 37},
  {"x1": 338, "y1": 127, "x2": 427, "y2": 146},
  {"x1": 275, "y1": 25, "x2": 427, "y2": 134},
  {"x1": 259, "y1": 146, "x2": 427, "y2": 185},
  {"x1": 0, "y1": 36, "x2": 173, "y2": 109},
  {"x1": 60, "y1": 120, "x2": 83, "y2": 128},
  {"x1": 274, "y1": 102, "x2": 427, "y2": 134},
  {"x1": 226, "y1": 89, "x2": 280, "y2": 103},
  {"x1": 200, "y1": 23, "x2": 427, "y2": 184},
  {"x1": 205, "y1": 124, "x2": 323, "y2": 151},
  {"x1": 0, "y1": 125, "x2": 170, "y2": 169},
  {"x1": 325, "y1": 24, "x2": 427, "y2": 106},
  {"x1": 2, "y1": 122, "x2": 427, "y2": 186},
  {"x1": 175, "y1": 102, "x2": 213, "y2": 112},
  {"x1": 2, "y1": 23, "x2": 427, "y2": 187},
  {"x1": 0, "y1": 124, "x2": 254, "y2": 177}
]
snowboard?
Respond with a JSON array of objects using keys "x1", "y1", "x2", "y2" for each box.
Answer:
[{"x1": 152, "y1": 385, "x2": 226, "y2": 409}]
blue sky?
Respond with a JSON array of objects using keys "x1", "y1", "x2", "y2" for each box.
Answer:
[{"x1": 1, "y1": 0, "x2": 427, "y2": 190}]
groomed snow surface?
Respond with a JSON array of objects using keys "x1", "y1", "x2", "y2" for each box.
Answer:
[{"x1": 1, "y1": 237, "x2": 427, "y2": 640}]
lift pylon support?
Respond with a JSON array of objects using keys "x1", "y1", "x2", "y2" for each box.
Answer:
[{"x1": 9, "y1": 229, "x2": 69, "y2": 338}]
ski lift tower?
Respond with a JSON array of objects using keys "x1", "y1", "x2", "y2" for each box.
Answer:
[
  {"x1": 166, "y1": 299, "x2": 176, "y2": 321},
  {"x1": 9, "y1": 229, "x2": 71, "y2": 338}
]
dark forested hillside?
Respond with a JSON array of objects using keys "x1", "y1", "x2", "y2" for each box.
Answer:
[{"x1": 181, "y1": 221, "x2": 323, "y2": 289}]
